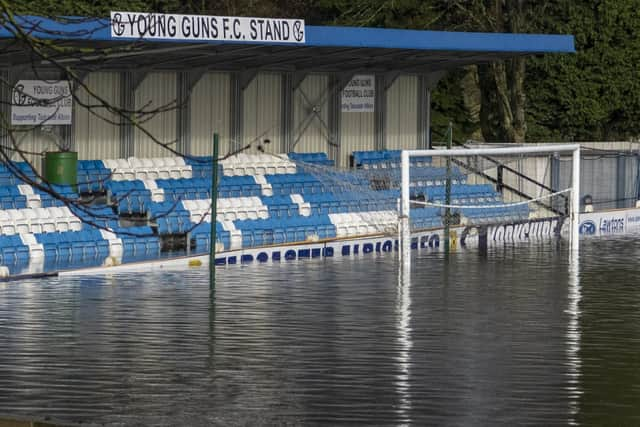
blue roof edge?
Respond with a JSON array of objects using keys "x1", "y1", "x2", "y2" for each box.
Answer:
[{"x1": 0, "y1": 15, "x2": 576, "y2": 53}]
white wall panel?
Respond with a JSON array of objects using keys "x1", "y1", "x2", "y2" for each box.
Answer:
[
  {"x1": 386, "y1": 75, "x2": 418, "y2": 150},
  {"x1": 340, "y1": 111, "x2": 374, "y2": 168},
  {"x1": 243, "y1": 73, "x2": 281, "y2": 153},
  {"x1": 74, "y1": 72, "x2": 121, "y2": 160},
  {"x1": 134, "y1": 72, "x2": 177, "y2": 158},
  {"x1": 190, "y1": 73, "x2": 231, "y2": 156},
  {"x1": 292, "y1": 74, "x2": 330, "y2": 155}
]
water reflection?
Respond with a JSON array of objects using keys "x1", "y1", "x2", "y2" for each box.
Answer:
[
  {"x1": 0, "y1": 240, "x2": 639, "y2": 425},
  {"x1": 395, "y1": 261, "x2": 412, "y2": 424},
  {"x1": 566, "y1": 249, "x2": 582, "y2": 425}
]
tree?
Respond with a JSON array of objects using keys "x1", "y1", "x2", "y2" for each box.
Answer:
[{"x1": 526, "y1": 0, "x2": 640, "y2": 142}]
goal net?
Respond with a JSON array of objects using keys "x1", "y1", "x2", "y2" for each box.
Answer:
[{"x1": 398, "y1": 145, "x2": 581, "y2": 271}]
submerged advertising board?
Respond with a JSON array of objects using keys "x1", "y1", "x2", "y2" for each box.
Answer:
[
  {"x1": 578, "y1": 208, "x2": 640, "y2": 237},
  {"x1": 110, "y1": 11, "x2": 305, "y2": 44}
]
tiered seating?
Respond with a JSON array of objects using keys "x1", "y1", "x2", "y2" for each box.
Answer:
[
  {"x1": 77, "y1": 160, "x2": 111, "y2": 193},
  {"x1": 262, "y1": 195, "x2": 311, "y2": 218},
  {"x1": 103, "y1": 157, "x2": 192, "y2": 181},
  {"x1": 183, "y1": 156, "x2": 223, "y2": 178},
  {"x1": 106, "y1": 181, "x2": 153, "y2": 215},
  {"x1": 113, "y1": 226, "x2": 161, "y2": 259},
  {"x1": 234, "y1": 215, "x2": 336, "y2": 247},
  {"x1": 35, "y1": 229, "x2": 110, "y2": 261},
  {"x1": 303, "y1": 191, "x2": 396, "y2": 215},
  {"x1": 328, "y1": 211, "x2": 398, "y2": 238},
  {"x1": 0, "y1": 186, "x2": 27, "y2": 209},
  {"x1": 149, "y1": 202, "x2": 192, "y2": 235},
  {"x1": 266, "y1": 174, "x2": 330, "y2": 195},
  {"x1": 0, "y1": 235, "x2": 30, "y2": 265},
  {"x1": 190, "y1": 222, "x2": 232, "y2": 251},
  {"x1": 72, "y1": 206, "x2": 119, "y2": 229},
  {"x1": 0, "y1": 206, "x2": 81, "y2": 235},
  {"x1": 353, "y1": 150, "x2": 431, "y2": 168},
  {"x1": 156, "y1": 176, "x2": 263, "y2": 201},
  {"x1": 410, "y1": 208, "x2": 443, "y2": 229},
  {"x1": 424, "y1": 184, "x2": 498, "y2": 204},
  {"x1": 183, "y1": 197, "x2": 269, "y2": 222},
  {"x1": 0, "y1": 162, "x2": 38, "y2": 186},
  {"x1": 220, "y1": 153, "x2": 296, "y2": 176},
  {"x1": 288, "y1": 152, "x2": 334, "y2": 167}
]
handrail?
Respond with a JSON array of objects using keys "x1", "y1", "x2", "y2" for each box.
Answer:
[{"x1": 450, "y1": 157, "x2": 567, "y2": 216}]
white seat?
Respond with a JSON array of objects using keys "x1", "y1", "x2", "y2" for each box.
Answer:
[
  {"x1": 151, "y1": 158, "x2": 165, "y2": 167},
  {"x1": 128, "y1": 157, "x2": 143, "y2": 168},
  {"x1": 141, "y1": 158, "x2": 154, "y2": 168},
  {"x1": 180, "y1": 168, "x2": 193, "y2": 179},
  {"x1": 162, "y1": 157, "x2": 177, "y2": 166},
  {"x1": 135, "y1": 170, "x2": 148, "y2": 180},
  {"x1": 102, "y1": 159, "x2": 118, "y2": 169},
  {"x1": 116, "y1": 158, "x2": 131, "y2": 169}
]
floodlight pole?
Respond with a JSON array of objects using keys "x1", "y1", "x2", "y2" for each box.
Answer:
[{"x1": 209, "y1": 133, "x2": 219, "y2": 289}]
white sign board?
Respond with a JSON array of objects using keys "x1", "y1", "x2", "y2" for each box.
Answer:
[
  {"x1": 341, "y1": 75, "x2": 375, "y2": 113},
  {"x1": 110, "y1": 11, "x2": 305, "y2": 44},
  {"x1": 11, "y1": 80, "x2": 72, "y2": 125},
  {"x1": 578, "y1": 208, "x2": 640, "y2": 237}
]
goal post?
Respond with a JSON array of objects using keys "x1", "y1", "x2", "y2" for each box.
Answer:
[{"x1": 400, "y1": 144, "x2": 581, "y2": 270}]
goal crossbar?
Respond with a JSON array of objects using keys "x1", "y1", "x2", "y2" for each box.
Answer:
[{"x1": 399, "y1": 144, "x2": 581, "y2": 270}]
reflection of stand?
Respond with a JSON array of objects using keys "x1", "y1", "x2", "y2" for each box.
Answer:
[
  {"x1": 396, "y1": 255, "x2": 412, "y2": 420},
  {"x1": 567, "y1": 247, "x2": 581, "y2": 422}
]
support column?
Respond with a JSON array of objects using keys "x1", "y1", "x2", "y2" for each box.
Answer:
[
  {"x1": 281, "y1": 73, "x2": 293, "y2": 153},
  {"x1": 417, "y1": 72, "x2": 445, "y2": 150},
  {"x1": 0, "y1": 68, "x2": 12, "y2": 151},
  {"x1": 176, "y1": 72, "x2": 190, "y2": 155},
  {"x1": 230, "y1": 72, "x2": 243, "y2": 154},
  {"x1": 176, "y1": 70, "x2": 206, "y2": 156},
  {"x1": 374, "y1": 74, "x2": 386, "y2": 151},
  {"x1": 327, "y1": 74, "x2": 342, "y2": 165},
  {"x1": 120, "y1": 71, "x2": 134, "y2": 158}
]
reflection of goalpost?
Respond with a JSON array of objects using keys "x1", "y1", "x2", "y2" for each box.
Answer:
[{"x1": 399, "y1": 144, "x2": 581, "y2": 270}]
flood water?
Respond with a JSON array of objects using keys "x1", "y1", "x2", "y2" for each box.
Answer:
[{"x1": 0, "y1": 237, "x2": 639, "y2": 425}]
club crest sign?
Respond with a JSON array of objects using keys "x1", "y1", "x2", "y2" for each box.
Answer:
[{"x1": 111, "y1": 12, "x2": 305, "y2": 44}]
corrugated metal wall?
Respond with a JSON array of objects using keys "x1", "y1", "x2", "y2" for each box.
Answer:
[
  {"x1": 386, "y1": 75, "x2": 418, "y2": 150},
  {"x1": 190, "y1": 73, "x2": 231, "y2": 156},
  {"x1": 292, "y1": 74, "x2": 330, "y2": 155},
  {"x1": 243, "y1": 73, "x2": 281, "y2": 153},
  {"x1": 74, "y1": 72, "x2": 121, "y2": 160},
  {"x1": 133, "y1": 72, "x2": 177, "y2": 158},
  {"x1": 340, "y1": 105, "x2": 374, "y2": 168}
]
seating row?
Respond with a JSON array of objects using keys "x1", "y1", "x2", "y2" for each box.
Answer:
[
  {"x1": 353, "y1": 150, "x2": 432, "y2": 168},
  {"x1": 287, "y1": 152, "x2": 334, "y2": 167},
  {"x1": 0, "y1": 206, "x2": 81, "y2": 235},
  {"x1": 0, "y1": 234, "x2": 30, "y2": 264},
  {"x1": 182, "y1": 197, "x2": 269, "y2": 223},
  {"x1": 36, "y1": 230, "x2": 111, "y2": 261},
  {"x1": 103, "y1": 157, "x2": 193, "y2": 181},
  {"x1": 220, "y1": 153, "x2": 296, "y2": 176},
  {"x1": 329, "y1": 211, "x2": 398, "y2": 238}
]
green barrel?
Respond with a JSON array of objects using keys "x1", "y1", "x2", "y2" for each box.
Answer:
[{"x1": 45, "y1": 151, "x2": 77, "y2": 188}]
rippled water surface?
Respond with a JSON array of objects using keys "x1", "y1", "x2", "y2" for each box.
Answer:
[{"x1": 1, "y1": 237, "x2": 640, "y2": 425}]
